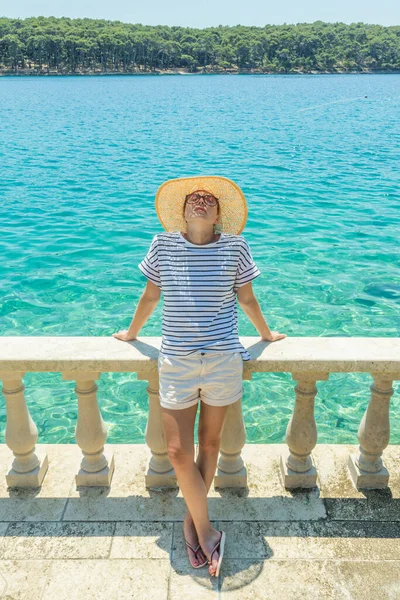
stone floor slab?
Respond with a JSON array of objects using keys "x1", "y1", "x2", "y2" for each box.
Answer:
[
  {"x1": 0, "y1": 497, "x2": 67, "y2": 523},
  {"x1": 334, "y1": 560, "x2": 400, "y2": 600},
  {"x1": 219, "y1": 559, "x2": 339, "y2": 599},
  {"x1": 219, "y1": 559, "x2": 400, "y2": 599},
  {"x1": 0, "y1": 560, "x2": 52, "y2": 599},
  {"x1": 41, "y1": 559, "x2": 170, "y2": 600},
  {"x1": 110, "y1": 521, "x2": 173, "y2": 559},
  {"x1": 0, "y1": 443, "x2": 78, "y2": 522},
  {"x1": 0, "y1": 522, "x2": 115, "y2": 560},
  {"x1": 220, "y1": 520, "x2": 400, "y2": 560},
  {"x1": 324, "y1": 493, "x2": 400, "y2": 522},
  {"x1": 169, "y1": 558, "x2": 219, "y2": 599},
  {"x1": 0, "y1": 523, "x2": 10, "y2": 537}
]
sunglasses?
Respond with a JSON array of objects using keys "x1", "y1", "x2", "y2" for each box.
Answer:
[{"x1": 186, "y1": 193, "x2": 218, "y2": 206}]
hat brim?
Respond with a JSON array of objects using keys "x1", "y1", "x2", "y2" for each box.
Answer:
[{"x1": 155, "y1": 176, "x2": 248, "y2": 235}]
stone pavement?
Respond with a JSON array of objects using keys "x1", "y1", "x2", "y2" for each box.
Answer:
[{"x1": 0, "y1": 443, "x2": 398, "y2": 599}]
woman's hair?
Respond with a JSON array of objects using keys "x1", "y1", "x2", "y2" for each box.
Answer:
[{"x1": 183, "y1": 194, "x2": 220, "y2": 216}]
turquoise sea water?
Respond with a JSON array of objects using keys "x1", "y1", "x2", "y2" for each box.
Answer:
[{"x1": 0, "y1": 74, "x2": 399, "y2": 445}]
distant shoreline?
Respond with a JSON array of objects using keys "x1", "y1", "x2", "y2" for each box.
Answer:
[
  {"x1": 1, "y1": 68, "x2": 399, "y2": 77},
  {"x1": 3, "y1": 19, "x2": 399, "y2": 79}
]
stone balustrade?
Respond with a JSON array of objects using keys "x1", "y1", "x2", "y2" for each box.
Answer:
[{"x1": 0, "y1": 336, "x2": 399, "y2": 491}]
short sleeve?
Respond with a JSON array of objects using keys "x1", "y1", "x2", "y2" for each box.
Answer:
[
  {"x1": 138, "y1": 235, "x2": 162, "y2": 288},
  {"x1": 234, "y1": 238, "x2": 261, "y2": 291}
]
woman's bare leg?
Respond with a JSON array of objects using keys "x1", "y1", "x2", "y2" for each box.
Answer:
[
  {"x1": 185, "y1": 401, "x2": 230, "y2": 570},
  {"x1": 185, "y1": 399, "x2": 229, "y2": 511},
  {"x1": 161, "y1": 402, "x2": 228, "y2": 575}
]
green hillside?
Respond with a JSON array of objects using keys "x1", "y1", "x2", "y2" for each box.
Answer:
[{"x1": 0, "y1": 17, "x2": 399, "y2": 74}]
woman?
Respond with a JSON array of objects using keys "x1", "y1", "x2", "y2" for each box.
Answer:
[{"x1": 113, "y1": 176, "x2": 287, "y2": 577}]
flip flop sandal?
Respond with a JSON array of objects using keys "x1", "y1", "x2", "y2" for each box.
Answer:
[
  {"x1": 208, "y1": 530, "x2": 226, "y2": 577},
  {"x1": 185, "y1": 540, "x2": 208, "y2": 569}
]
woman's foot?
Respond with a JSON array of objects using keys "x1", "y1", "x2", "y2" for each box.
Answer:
[
  {"x1": 200, "y1": 528, "x2": 224, "y2": 577},
  {"x1": 183, "y1": 513, "x2": 207, "y2": 568}
]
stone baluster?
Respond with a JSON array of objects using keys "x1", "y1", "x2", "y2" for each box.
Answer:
[
  {"x1": 214, "y1": 366, "x2": 250, "y2": 488},
  {"x1": 137, "y1": 371, "x2": 175, "y2": 488},
  {"x1": 280, "y1": 371, "x2": 329, "y2": 489},
  {"x1": 348, "y1": 372, "x2": 398, "y2": 489},
  {"x1": 0, "y1": 371, "x2": 48, "y2": 487},
  {"x1": 62, "y1": 372, "x2": 114, "y2": 486}
]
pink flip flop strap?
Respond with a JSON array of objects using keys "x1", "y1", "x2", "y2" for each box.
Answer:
[{"x1": 185, "y1": 540, "x2": 200, "y2": 553}]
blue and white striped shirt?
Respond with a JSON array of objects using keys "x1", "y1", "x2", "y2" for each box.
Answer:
[{"x1": 138, "y1": 232, "x2": 261, "y2": 361}]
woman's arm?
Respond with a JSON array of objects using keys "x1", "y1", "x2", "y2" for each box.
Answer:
[
  {"x1": 237, "y1": 281, "x2": 286, "y2": 342},
  {"x1": 112, "y1": 280, "x2": 161, "y2": 341}
]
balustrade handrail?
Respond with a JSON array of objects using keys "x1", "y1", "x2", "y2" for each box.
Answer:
[
  {"x1": 1, "y1": 336, "x2": 400, "y2": 374},
  {"x1": 0, "y1": 335, "x2": 399, "y2": 493}
]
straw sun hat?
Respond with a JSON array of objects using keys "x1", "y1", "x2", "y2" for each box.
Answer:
[{"x1": 155, "y1": 176, "x2": 248, "y2": 235}]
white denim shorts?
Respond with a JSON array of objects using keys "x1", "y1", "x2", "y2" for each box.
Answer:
[{"x1": 158, "y1": 351, "x2": 244, "y2": 410}]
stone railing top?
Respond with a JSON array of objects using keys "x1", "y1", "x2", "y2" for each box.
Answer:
[{"x1": 0, "y1": 336, "x2": 399, "y2": 377}]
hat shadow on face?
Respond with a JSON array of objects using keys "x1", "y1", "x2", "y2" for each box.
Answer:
[{"x1": 183, "y1": 193, "x2": 221, "y2": 230}]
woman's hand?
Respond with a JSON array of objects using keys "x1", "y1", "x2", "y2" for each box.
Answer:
[
  {"x1": 261, "y1": 331, "x2": 287, "y2": 342},
  {"x1": 112, "y1": 330, "x2": 137, "y2": 342}
]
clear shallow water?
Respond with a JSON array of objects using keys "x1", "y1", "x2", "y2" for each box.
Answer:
[{"x1": 0, "y1": 74, "x2": 399, "y2": 445}]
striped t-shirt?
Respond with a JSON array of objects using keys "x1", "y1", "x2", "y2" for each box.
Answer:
[{"x1": 138, "y1": 231, "x2": 261, "y2": 361}]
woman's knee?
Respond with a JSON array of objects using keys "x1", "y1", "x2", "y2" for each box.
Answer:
[
  {"x1": 197, "y1": 434, "x2": 220, "y2": 453},
  {"x1": 167, "y1": 444, "x2": 194, "y2": 466},
  {"x1": 161, "y1": 404, "x2": 197, "y2": 466}
]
